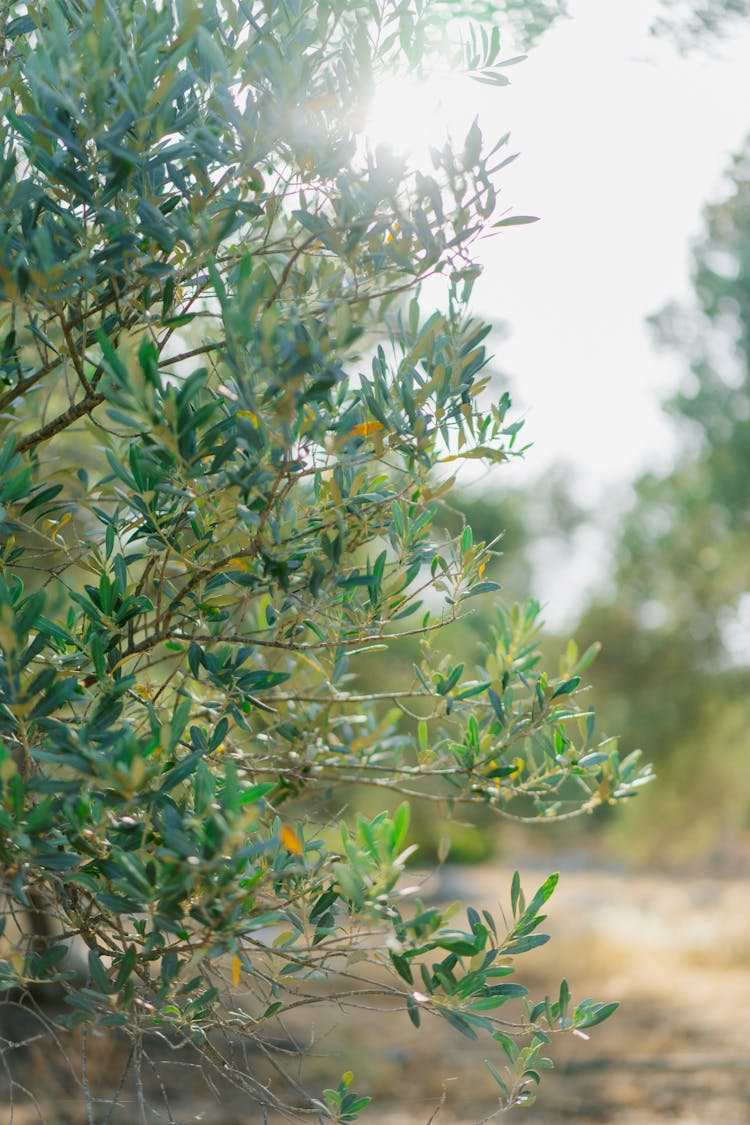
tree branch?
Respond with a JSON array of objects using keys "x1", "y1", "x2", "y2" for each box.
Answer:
[{"x1": 16, "y1": 393, "x2": 105, "y2": 455}]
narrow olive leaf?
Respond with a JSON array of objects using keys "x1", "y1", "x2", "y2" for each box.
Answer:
[
  {"x1": 525, "y1": 873, "x2": 559, "y2": 918},
  {"x1": 575, "y1": 1001, "x2": 620, "y2": 1028},
  {"x1": 492, "y1": 214, "x2": 541, "y2": 226},
  {"x1": 510, "y1": 870, "x2": 522, "y2": 918},
  {"x1": 280, "y1": 825, "x2": 304, "y2": 856},
  {"x1": 552, "y1": 676, "x2": 581, "y2": 699},
  {"x1": 438, "y1": 1008, "x2": 479, "y2": 1040},
  {"x1": 484, "y1": 1058, "x2": 510, "y2": 1095},
  {"x1": 87, "y1": 950, "x2": 112, "y2": 995}
]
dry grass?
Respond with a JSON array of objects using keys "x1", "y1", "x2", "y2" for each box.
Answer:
[{"x1": 2, "y1": 863, "x2": 750, "y2": 1123}]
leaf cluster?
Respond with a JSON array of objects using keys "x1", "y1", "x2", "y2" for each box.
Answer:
[{"x1": 0, "y1": 0, "x2": 646, "y2": 1117}]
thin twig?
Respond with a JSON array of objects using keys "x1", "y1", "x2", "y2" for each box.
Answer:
[
  {"x1": 15, "y1": 392, "x2": 105, "y2": 454},
  {"x1": 134, "y1": 1029, "x2": 147, "y2": 1125},
  {"x1": 102, "y1": 1042, "x2": 135, "y2": 1125},
  {"x1": 81, "y1": 1025, "x2": 95, "y2": 1125},
  {"x1": 425, "y1": 1088, "x2": 447, "y2": 1124},
  {"x1": 0, "y1": 0, "x2": 9, "y2": 66}
]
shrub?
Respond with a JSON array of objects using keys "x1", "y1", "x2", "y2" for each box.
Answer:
[{"x1": 0, "y1": 1, "x2": 650, "y2": 1118}]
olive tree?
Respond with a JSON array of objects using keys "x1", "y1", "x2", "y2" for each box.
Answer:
[{"x1": 0, "y1": 1, "x2": 649, "y2": 1119}]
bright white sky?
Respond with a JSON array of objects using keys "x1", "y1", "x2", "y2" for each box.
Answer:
[
  {"x1": 369, "y1": 0, "x2": 750, "y2": 622},
  {"x1": 475, "y1": 0, "x2": 750, "y2": 505},
  {"x1": 370, "y1": 0, "x2": 750, "y2": 495}
]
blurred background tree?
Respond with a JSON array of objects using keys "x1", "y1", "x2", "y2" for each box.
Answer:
[
  {"x1": 572, "y1": 138, "x2": 750, "y2": 866},
  {"x1": 652, "y1": 0, "x2": 750, "y2": 44}
]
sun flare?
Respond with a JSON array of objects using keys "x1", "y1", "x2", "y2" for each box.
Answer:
[{"x1": 364, "y1": 71, "x2": 474, "y2": 165}]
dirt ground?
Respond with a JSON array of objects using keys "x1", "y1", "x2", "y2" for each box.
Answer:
[
  {"x1": 322, "y1": 862, "x2": 750, "y2": 1125},
  {"x1": 2, "y1": 862, "x2": 749, "y2": 1124},
  {"x1": 415, "y1": 862, "x2": 750, "y2": 1125}
]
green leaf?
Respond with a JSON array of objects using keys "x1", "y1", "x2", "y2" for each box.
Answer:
[
  {"x1": 510, "y1": 871, "x2": 522, "y2": 918},
  {"x1": 575, "y1": 1000, "x2": 619, "y2": 1029},
  {"x1": 492, "y1": 1030, "x2": 519, "y2": 1061},
  {"x1": 525, "y1": 873, "x2": 559, "y2": 918},
  {"x1": 392, "y1": 801, "x2": 410, "y2": 851},
  {"x1": 552, "y1": 677, "x2": 581, "y2": 699},
  {"x1": 484, "y1": 1058, "x2": 510, "y2": 1094},
  {"x1": 240, "y1": 782, "x2": 276, "y2": 805},
  {"x1": 438, "y1": 1008, "x2": 479, "y2": 1039},
  {"x1": 464, "y1": 581, "x2": 502, "y2": 598},
  {"x1": 157, "y1": 751, "x2": 205, "y2": 793},
  {"x1": 492, "y1": 214, "x2": 540, "y2": 227},
  {"x1": 88, "y1": 950, "x2": 112, "y2": 994}
]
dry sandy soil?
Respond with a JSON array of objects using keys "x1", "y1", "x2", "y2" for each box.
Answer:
[
  {"x1": 2, "y1": 862, "x2": 749, "y2": 1124},
  {"x1": 395, "y1": 862, "x2": 750, "y2": 1125}
]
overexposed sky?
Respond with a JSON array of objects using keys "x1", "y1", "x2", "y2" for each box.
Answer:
[
  {"x1": 474, "y1": 0, "x2": 750, "y2": 501},
  {"x1": 371, "y1": 0, "x2": 750, "y2": 496},
  {"x1": 368, "y1": 1, "x2": 750, "y2": 621}
]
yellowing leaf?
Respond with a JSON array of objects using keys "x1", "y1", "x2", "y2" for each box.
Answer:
[
  {"x1": 225, "y1": 556, "x2": 253, "y2": 572},
  {"x1": 349, "y1": 420, "x2": 384, "y2": 438},
  {"x1": 295, "y1": 651, "x2": 326, "y2": 676},
  {"x1": 41, "y1": 511, "x2": 72, "y2": 536},
  {"x1": 231, "y1": 954, "x2": 241, "y2": 987},
  {"x1": 130, "y1": 756, "x2": 146, "y2": 786},
  {"x1": 280, "y1": 824, "x2": 303, "y2": 855},
  {"x1": 0, "y1": 758, "x2": 17, "y2": 782}
]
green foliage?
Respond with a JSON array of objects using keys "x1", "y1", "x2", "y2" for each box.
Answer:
[
  {"x1": 318, "y1": 1071, "x2": 372, "y2": 1123},
  {"x1": 651, "y1": 0, "x2": 750, "y2": 45},
  {"x1": 434, "y1": 0, "x2": 569, "y2": 51},
  {"x1": 0, "y1": 0, "x2": 646, "y2": 1116}
]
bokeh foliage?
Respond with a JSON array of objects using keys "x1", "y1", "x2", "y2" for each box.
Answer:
[
  {"x1": 575, "y1": 139, "x2": 750, "y2": 864},
  {"x1": 651, "y1": 0, "x2": 750, "y2": 44},
  {"x1": 0, "y1": 0, "x2": 648, "y2": 1117}
]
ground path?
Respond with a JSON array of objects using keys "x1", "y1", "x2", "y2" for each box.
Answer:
[{"x1": 2, "y1": 863, "x2": 749, "y2": 1123}]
